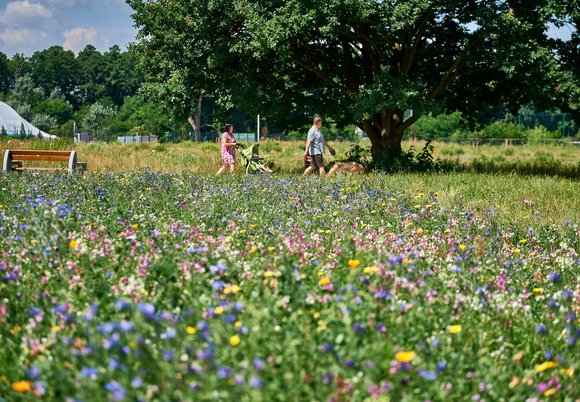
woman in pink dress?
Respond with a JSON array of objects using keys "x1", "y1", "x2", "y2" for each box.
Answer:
[{"x1": 216, "y1": 123, "x2": 238, "y2": 175}]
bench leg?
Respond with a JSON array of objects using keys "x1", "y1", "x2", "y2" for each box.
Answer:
[{"x1": 3, "y1": 150, "x2": 12, "y2": 172}]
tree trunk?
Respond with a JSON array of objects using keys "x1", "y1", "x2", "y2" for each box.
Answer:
[
  {"x1": 187, "y1": 95, "x2": 203, "y2": 142},
  {"x1": 359, "y1": 107, "x2": 411, "y2": 163}
]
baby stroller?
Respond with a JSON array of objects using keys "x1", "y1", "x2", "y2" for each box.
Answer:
[{"x1": 239, "y1": 143, "x2": 273, "y2": 174}]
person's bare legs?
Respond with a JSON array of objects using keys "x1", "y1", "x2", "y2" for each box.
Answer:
[
  {"x1": 229, "y1": 164, "x2": 235, "y2": 174},
  {"x1": 303, "y1": 165, "x2": 315, "y2": 176},
  {"x1": 319, "y1": 167, "x2": 326, "y2": 175},
  {"x1": 216, "y1": 164, "x2": 233, "y2": 175}
]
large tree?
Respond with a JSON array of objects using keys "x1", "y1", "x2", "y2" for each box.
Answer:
[{"x1": 128, "y1": 0, "x2": 578, "y2": 160}]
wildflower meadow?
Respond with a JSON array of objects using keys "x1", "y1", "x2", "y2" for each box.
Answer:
[{"x1": 0, "y1": 171, "x2": 578, "y2": 401}]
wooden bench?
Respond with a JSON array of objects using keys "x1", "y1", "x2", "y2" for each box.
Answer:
[{"x1": 2, "y1": 149, "x2": 87, "y2": 173}]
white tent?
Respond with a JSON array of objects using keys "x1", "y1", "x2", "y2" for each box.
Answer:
[{"x1": 0, "y1": 101, "x2": 57, "y2": 140}]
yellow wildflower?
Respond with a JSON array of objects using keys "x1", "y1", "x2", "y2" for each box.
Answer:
[
  {"x1": 459, "y1": 244, "x2": 467, "y2": 251},
  {"x1": 230, "y1": 335, "x2": 240, "y2": 346},
  {"x1": 267, "y1": 246, "x2": 275, "y2": 252},
  {"x1": 448, "y1": 325, "x2": 462, "y2": 334},
  {"x1": 132, "y1": 224, "x2": 138, "y2": 229},
  {"x1": 319, "y1": 277, "x2": 330, "y2": 286},
  {"x1": 214, "y1": 306, "x2": 224, "y2": 315},
  {"x1": 51, "y1": 325, "x2": 61, "y2": 333},
  {"x1": 395, "y1": 351, "x2": 416, "y2": 363},
  {"x1": 12, "y1": 381, "x2": 32, "y2": 393},
  {"x1": 363, "y1": 266, "x2": 379, "y2": 274},
  {"x1": 186, "y1": 326, "x2": 197, "y2": 335},
  {"x1": 416, "y1": 228, "x2": 423, "y2": 235},
  {"x1": 249, "y1": 247, "x2": 257, "y2": 253},
  {"x1": 533, "y1": 288, "x2": 543, "y2": 293},
  {"x1": 544, "y1": 388, "x2": 557, "y2": 397},
  {"x1": 347, "y1": 259, "x2": 360, "y2": 268},
  {"x1": 535, "y1": 361, "x2": 558, "y2": 372},
  {"x1": 223, "y1": 284, "x2": 241, "y2": 295},
  {"x1": 69, "y1": 240, "x2": 78, "y2": 248},
  {"x1": 234, "y1": 321, "x2": 242, "y2": 329}
]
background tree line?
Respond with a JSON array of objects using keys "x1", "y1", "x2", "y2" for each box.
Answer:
[
  {"x1": 0, "y1": 45, "x2": 263, "y2": 141},
  {"x1": 0, "y1": 8, "x2": 578, "y2": 146}
]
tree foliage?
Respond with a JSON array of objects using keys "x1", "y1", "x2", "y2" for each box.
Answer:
[{"x1": 128, "y1": 0, "x2": 578, "y2": 162}]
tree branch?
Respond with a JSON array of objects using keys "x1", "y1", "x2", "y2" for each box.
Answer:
[
  {"x1": 401, "y1": 11, "x2": 434, "y2": 75},
  {"x1": 427, "y1": 33, "x2": 482, "y2": 101},
  {"x1": 292, "y1": 57, "x2": 338, "y2": 88}
]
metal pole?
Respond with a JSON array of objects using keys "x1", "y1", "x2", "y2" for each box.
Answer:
[
  {"x1": 256, "y1": 115, "x2": 260, "y2": 142},
  {"x1": 561, "y1": 113, "x2": 565, "y2": 138}
]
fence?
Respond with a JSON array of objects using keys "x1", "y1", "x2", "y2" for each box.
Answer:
[
  {"x1": 117, "y1": 135, "x2": 158, "y2": 145},
  {"x1": 410, "y1": 138, "x2": 580, "y2": 147},
  {"x1": 157, "y1": 131, "x2": 286, "y2": 143}
]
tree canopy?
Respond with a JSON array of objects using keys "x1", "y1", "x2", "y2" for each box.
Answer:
[{"x1": 128, "y1": 0, "x2": 578, "y2": 161}]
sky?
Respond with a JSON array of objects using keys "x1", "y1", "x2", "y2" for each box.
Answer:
[
  {"x1": 0, "y1": 0, "x2": 138, "y2": 57},
  {"x1": 0, "y1": 0, "x2": 575, "y2": 58}
]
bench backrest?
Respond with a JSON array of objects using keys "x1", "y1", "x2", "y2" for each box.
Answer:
[
  {"x1": 10, "y1": 150, "x2": 72, "y2": 162},
  {"x1": 3, "y1": 149, "x2": 78, "y2": 173}
]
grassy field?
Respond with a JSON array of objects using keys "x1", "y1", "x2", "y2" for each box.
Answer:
[
  {"x1": 0, "y1": 139, "x2": 578, "y2": 401},
  {"x1": 1, "y1": 137, "x2": 579, "y2": 176}
]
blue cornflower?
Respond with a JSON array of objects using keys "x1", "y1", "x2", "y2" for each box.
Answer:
[
  {"x1": 28, "y1": 307, "x2": 41, "y2": 316},
  {"x1": 105, "y1": 381, "x2": 126, "y2": 401},
  {"x1": 80, "y1": 367, "x2": 98, "y2": 379},
  {"x1": 27, "y1": 366, "x2": 41, "y2": 380},
  {"x1": 131, "y1": 377, "x2": 143, "y2": 389},
  {"x1": 115, "y1": 300, "x2": 131, "y2": 311},
  {"x1": 253, "y1": 358, "x2": 265, "y2": 371},
  {"x1": 98, "y1": 322, "x2": 116, "y2": 334},
  {"x1": 161, "y1": 327, "x2": 176, "y2": 340},
  {"x1": 418, "y1": 369, "x2": 437, "y2": 381},
  {"x1": 136, "y1": 302, "x2": 155, "y2": 319},
  {"x1": 119, "y1": 320, "x2": 133, "y2": 332},
  {"x1": 249, "y1": 376, "x2": 262, "y2": 389},
  {"x1": 216, "y1": 367, "x2": 232, "y2": 379},
  {"x1": 162, "y1": 350, "x2": 174, "y2": 361},
  {"x1": 547, "y1": 272, "x2": 561, "y2": 282},
  {"x1": 436, "y1": 361, "x2": 447, "y2": 372},
  {"x1": 320, "y1": 343, "x2": 334, "y2": 353}
]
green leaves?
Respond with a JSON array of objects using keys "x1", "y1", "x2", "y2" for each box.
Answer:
[{"x1": 128, "y1": 0, "x2": 578, "y2": 159}]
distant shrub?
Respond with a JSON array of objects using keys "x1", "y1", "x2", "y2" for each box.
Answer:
[
  {"x1": 370, "y1": 141, "x2": 440, "y2": 173},
  {"x1": 153, "y1": 144, "x2": 166, "y2": 153},
  {"x1": 414, "y1": 112, "x2": 468, "y2": 139},
  {"x1": 526, "y1": 126, "x2": 560, "y2": 143},
  {"x1": 260, "y1": 140, "x2": 282, "y2": 153},
  {"x1": 477, "y1": 122, "x2": 525, "y2": 139}
]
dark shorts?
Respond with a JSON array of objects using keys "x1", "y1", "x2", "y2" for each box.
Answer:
[{"x1": 309, "y1": 154, "x2": 324, "y2": 168}]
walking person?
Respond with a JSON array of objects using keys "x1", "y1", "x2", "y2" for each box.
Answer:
[
  {"x1": 303, "y1": 116, "x2": 335, "y2": 176},
  {"x1": 216, "y1": 123, "x2": 238, "y2": 175}
]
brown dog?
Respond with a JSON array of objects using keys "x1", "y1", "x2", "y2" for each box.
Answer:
[{"x1": 326, "y1": 161, "x2": 366, "y2": 176}]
